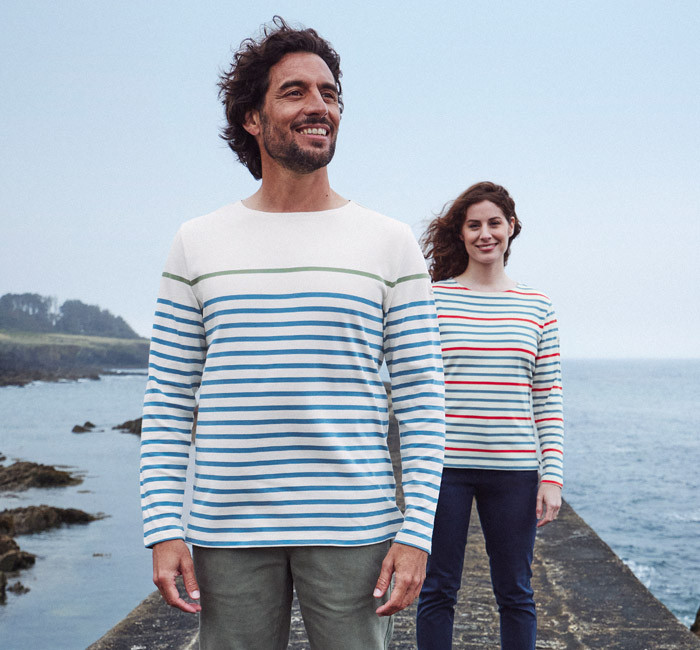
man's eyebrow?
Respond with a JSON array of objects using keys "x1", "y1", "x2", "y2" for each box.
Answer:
[{"x1": 278, "y1": 80, "x2": 338, "y2": 93}]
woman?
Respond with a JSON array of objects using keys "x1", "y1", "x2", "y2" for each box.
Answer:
[{"x1": 416, "y1": 182, "x2": 563, "y2": 649}]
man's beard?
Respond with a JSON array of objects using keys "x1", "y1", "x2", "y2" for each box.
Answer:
[{"x1": 260, "y1": 114, "x2": 337, "y2": 174}]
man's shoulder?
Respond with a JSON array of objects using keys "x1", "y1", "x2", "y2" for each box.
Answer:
[
  {"x1": 346, "y1": 201, "x2": 413, "y2": 237},
  {"x1": 179, "y1": 202, "x2": 241, "y2": 235}
]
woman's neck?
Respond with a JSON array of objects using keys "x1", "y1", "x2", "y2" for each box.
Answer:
[{"x1": 454, "y1": 264, "x2": 516, "y2": 292}]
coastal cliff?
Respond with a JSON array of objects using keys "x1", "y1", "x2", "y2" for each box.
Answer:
[{"x1": 0, "y1": 330, "x2": 148, "y2": 386}]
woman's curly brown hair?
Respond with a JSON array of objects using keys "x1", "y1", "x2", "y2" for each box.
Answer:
[
  {"x1": 218, "y1": 16, "x2": 343, "y2": 180},
  {"x1": 421, "y1": 181, "x2": 522, "y2": 282}
]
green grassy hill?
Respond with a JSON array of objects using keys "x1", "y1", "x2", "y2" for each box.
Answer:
[{"x1": 0, "y1": 329, "x2": 149, "y2": 386}]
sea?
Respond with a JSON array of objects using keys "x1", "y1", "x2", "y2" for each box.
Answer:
[{"x1": 0, "y1": 360, "x2": 698, "y2": 648}]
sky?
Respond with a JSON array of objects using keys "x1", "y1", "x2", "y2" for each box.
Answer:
[{"x1": 1, "y1": 1, "x2": 699, "y2": 358}]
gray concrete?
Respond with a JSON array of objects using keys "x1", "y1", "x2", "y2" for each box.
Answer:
[
  {"x1": 89, "y1": 499, "x2": 700, "y2": 649},
  {"x1": 92, "y1": 416, "x2": 700, "y2": 649}
]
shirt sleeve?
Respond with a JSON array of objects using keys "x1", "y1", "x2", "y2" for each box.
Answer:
[
  {"x1": 382, "y1": 226, "x2": 445, "y2": 553},
  {"x1": 532, "y1": 304, "x2": 564, "y2": 487},
  {"x1": 140, "y1": 230, "x2": 207, "y2": 548}
]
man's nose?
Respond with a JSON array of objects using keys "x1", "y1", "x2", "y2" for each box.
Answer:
[{"x1": 304, "y1": 88, "x2": 328, "y2": 115}]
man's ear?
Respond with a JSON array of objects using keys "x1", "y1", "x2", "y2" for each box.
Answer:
[{"x1": 243, "y1": 109, "x2": 261, "y2": 136}]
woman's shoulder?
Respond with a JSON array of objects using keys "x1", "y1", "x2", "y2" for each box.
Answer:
[{"x1": 509, "y1": 283, "x2": 553, "y2": 301}]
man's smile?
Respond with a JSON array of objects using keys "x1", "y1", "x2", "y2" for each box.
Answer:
[{"x1": 298, "y1": 126, "x2": 329, "y2": 136}]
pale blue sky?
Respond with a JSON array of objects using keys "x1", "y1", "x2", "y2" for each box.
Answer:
[{"x1": 2, "y1": 1, "x2": 699, "y2": 357}]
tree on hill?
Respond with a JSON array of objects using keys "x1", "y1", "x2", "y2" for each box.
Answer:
[
  {"x1": 58, "y1": 300, "x2": 138, "y2": 338},
  {"x1": 0, "y1": 293, "x2": 139, "y2": 339},
  {"x1": 0, "y1": 293, "x2": 58, "y2": 332}
]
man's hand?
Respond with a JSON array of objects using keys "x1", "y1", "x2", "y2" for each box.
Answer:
[
  {"x1": 536, "y1": 482, "x2": 562, "y2": 528},
  {"x1": 152, "y1": 539, "x2": 202, "y2": 613},
  {"x1": 373, "y1": 542, "x2": 427, "y2": 616}
]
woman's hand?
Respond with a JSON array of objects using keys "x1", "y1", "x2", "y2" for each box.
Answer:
[{"x1": 536, "y1": 483, "x2": 562, "y2": 528}]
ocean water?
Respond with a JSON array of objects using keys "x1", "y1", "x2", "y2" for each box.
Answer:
[
  {"x1": 0, "y1": 373, "x2": 154, "y2": 649},
  {"x1": 0, "y1": 360, "x2": 698, "y2": 648},
  {"x1": 562, "y1": 359, "x2": 700, "y2": 628}
]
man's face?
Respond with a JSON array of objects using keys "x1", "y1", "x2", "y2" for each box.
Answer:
[{"x1": 248, "y1": 52, "x2": 341, "y2": 175}]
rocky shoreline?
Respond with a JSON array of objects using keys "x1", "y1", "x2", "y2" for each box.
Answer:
[
  {"x1": 1, "y1": 368, "x2": 147, "y2": 388},
  {"x1": 0, "y1": 411, "x2": 147, "y2": 604},
  {"x1": 0, "y1": 368, "x2": 103, "y2": 387},
  {"x1": 0, "y1": 459, "x2": 104, "y2": 602}
]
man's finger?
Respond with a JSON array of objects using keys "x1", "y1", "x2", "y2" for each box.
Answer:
[
  {"x1": 159, "y1": 578, "x2": 201, "y2": 613},
  {"x1": 375, "y1": 581, "x2": 407, "y2": 616},
  {"x1": 373, "y1": 556, "x2": 394, "y2": 598},
  {"x1": 375, "y1": 568, "x2": 423, "y2": 616},
  {"x1": 180, "y1": 553, "x2": 201, "y2": 602}
]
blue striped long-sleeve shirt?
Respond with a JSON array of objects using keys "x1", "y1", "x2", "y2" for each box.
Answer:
[{"x1": 140, "y1": 201, "x2": 445, "y2": 551}]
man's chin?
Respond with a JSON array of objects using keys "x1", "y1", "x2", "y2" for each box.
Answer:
[{"x1": 284, "y1": 151, "x2": 335, "y2": 174}]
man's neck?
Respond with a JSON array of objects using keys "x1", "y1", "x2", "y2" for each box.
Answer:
[{"x1": 242, "y1": 166, "x2": 347, "y2": 213}]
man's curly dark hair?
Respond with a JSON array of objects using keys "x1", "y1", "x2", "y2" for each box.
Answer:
[
  {"x1": 218, "y1": 16, "x2": 343, "y2": 180},
  {"x1": 421, "y1": 182, "x2": 522, "y2": 282}
]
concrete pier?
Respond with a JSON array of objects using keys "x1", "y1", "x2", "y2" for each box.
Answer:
[
  {"x1": 91, "y1": 416, "x2": 700, "y2": 649},
  {"x1": 88, "y1": 498, "x2": 700, "y2": 649}
]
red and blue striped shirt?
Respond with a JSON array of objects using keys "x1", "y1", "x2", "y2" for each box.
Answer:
[{"x1": 433, "y1": 279, "x2": 563, "y2": 486}]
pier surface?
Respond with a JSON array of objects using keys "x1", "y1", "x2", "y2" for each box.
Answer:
[
  {"x1": 91, "y1": 417, "x2": 700, "y2": 649},
  {"x1": 88, "y1": 498, "x2": 700, "y2": 650}
]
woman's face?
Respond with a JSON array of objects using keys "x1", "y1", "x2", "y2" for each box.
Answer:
[{"x1": 460, "y1": 200, "x2": 515, "y2": 267}]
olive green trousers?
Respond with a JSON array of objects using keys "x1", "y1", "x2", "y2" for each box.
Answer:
[{"x1": 193, "y1": 541, "x2": 393, "y2": 649}]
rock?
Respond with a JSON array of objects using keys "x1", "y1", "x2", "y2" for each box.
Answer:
[
  {"x1": 0, "y1": 548, "x2": 36, "y2": 572},
  {"x1": 0, "y1": 535, "x2": 36, "y2": 572},
  {"x1": 691, "y1": 605, "x2": 700, "y2": 636},
  {"x1": 0, "y1": 505, "x2": 103, "y2": 535},
  {"x1": 8, "y1": 580, "x2": 30, "y2": 595},
  {"x1": 73, "y1": 421, "x2": 97, "y2": 433},
  {"x1": 0, "y1": 512, "x2": 14, "y2": 536},
  {"x1": 0, "y1": 534, "x2": 19, "y2": 555},
  {"x1": 0, "y1": 461, "x2": 82, "y2": 492},
  {"x1": 0, "y1": 452, "x2": 6, "y2": 462},
  {"x1": 113, "y1": 418, "x2": 142, "y2": 435}
]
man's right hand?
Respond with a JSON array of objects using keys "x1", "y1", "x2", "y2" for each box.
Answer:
[{"x1": 152, "y1": 539, "x2": 202, "y2": 613}]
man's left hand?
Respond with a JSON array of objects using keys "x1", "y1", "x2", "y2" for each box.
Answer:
[{"x1": 373, "y1": 542, "x2": 427, "y2": 616}]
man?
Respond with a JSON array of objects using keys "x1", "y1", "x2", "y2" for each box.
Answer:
[{"x1": 140, "y1": 17, "x2": 445, "y2": 649}]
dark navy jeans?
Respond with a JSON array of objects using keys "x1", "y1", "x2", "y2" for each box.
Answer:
[{"x1": 416, "y1": 468, "x2": 538, "y2": 650}]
